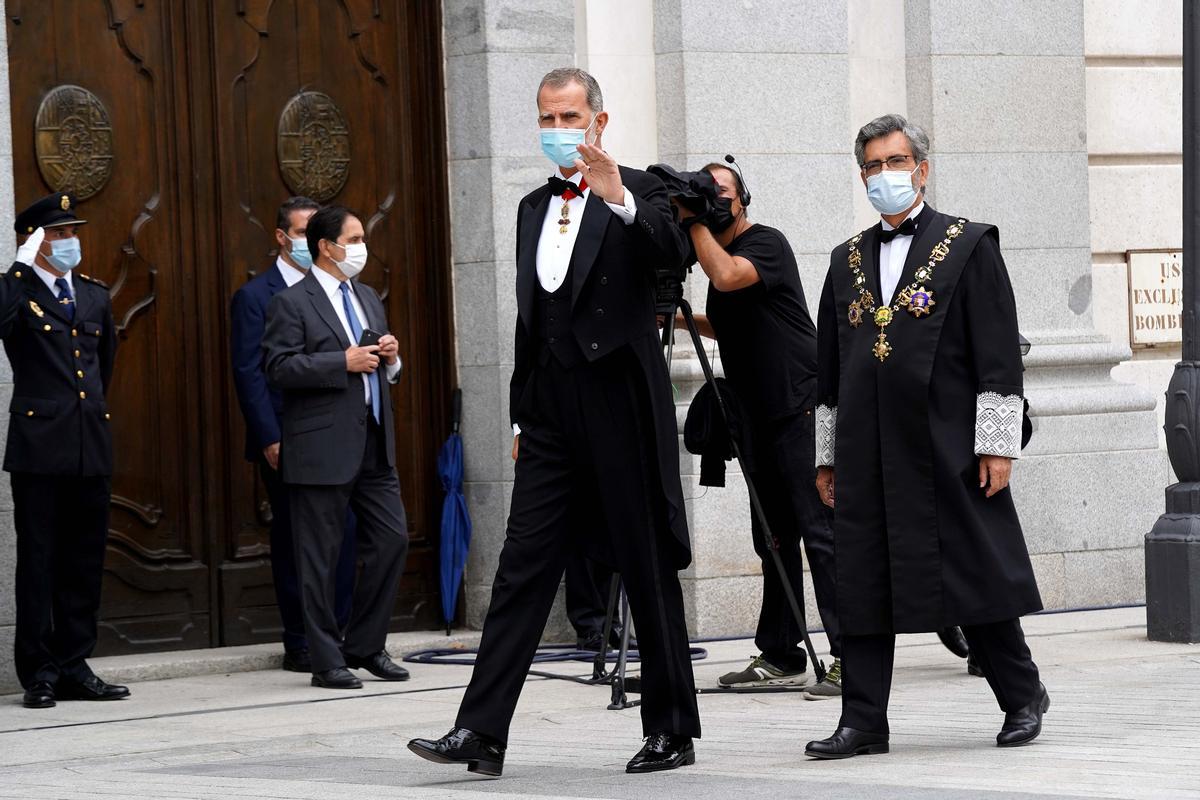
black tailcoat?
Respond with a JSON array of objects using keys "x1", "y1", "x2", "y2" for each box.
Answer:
[
  {"x1": 816, "y1": 207, "x2": 1042, "y2": 635},
  {"x1": 0, "y1": 264, "x2": 116, "y2": 476},
  {"x1": 510, "y1": 166, "x2": 691, "y2": 566}
]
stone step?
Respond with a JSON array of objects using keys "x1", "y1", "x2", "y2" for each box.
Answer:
[{"x1": 79, "y1": 630, "x2": 484, "y2": 687}]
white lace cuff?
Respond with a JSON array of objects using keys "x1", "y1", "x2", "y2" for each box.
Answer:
[
  {"x1": 975, "y1": 392, "x2": 1022, "y2": 459},
  {"x1": 815, "y1": 404, "x2": 836, "y2": 467}
]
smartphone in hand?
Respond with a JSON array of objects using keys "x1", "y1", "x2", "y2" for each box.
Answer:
[{"x1": 358, "y1": 328, "x2": 382, "y2": 349}]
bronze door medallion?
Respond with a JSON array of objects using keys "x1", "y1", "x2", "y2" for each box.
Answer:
[
  {"x1": 277, "y1": 91, "x2": 351, "y2": 202},
  {"x1": 35, "y1": 85, "x2": 114, "y2": 200}
]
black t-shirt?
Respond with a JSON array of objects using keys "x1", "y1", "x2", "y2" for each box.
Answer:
[{"x1": 705, "y1": 224, "x2": 817, "y2": 420}]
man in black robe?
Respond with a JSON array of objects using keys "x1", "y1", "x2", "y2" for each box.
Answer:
[
  {"x1": 408, "y1": 67, "x2": 700, "y2": 776},
  {"x1": 805, "y1": 114, "x2": 1049, "y2": 759}
]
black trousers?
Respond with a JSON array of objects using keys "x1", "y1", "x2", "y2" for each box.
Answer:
[
  {"x1": 12, "y1": 472, "x2": 110, "y2": 688},
  {"x1": 840, "y1": 619, "x2": 1041, "y2": 734},
  {"x1": 259, "y1": 460, "x2": 357, "y2": 652},
  {"x1": 289, "y1": 417, "x2": 409, "y2": 673},
  {"x1": 564, "y1": 554, "x2": 615, "y2": 639},
  {"x1": 456, "y1": 347, "x2": 701, "y2": 744},
  {"x1": 745, "y1": 409, "x2": 840, "y2": 669}
]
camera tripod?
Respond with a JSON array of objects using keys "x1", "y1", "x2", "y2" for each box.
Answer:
[{"x1": 584, "y1": 295, "x2": 827, "y2": 709}]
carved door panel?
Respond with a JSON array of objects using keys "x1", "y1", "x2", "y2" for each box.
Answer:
[
  {"x1": 6, "y1": 0, "x2": 452, "y2": 653},
  {"x1": 6, "y1": 1, "x2": 213, "y2": 651},
  {"x1": 204, "y1": 0, "x2": 450, "y2": 643}
]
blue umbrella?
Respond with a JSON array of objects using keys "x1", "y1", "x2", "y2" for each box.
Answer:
[{"x1": 438, "y1": 388, "x2": 471, "y2": 635}]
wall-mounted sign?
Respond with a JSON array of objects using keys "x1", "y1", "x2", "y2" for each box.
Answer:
[{"x1": 1128, "y1": 249, "x2": 1182, "y2": 347}]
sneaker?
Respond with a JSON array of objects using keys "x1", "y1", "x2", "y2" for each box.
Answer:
[
  {"x1": 718, "y1": 655, "x2": 808, "y2": 688},
  {"x1": 802, "y1": 659, "x2": 842, "y2": 700}
]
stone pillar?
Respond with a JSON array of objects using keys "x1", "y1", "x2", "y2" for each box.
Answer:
[
  {"x1": 654, "y1": 0, "x2": 853, "y2": 636},
  {"x1": 442, "y1": 1, "x2": 577, "y2": 637},
  {"x1": 0, "y1": 1, "x2": 19, "y2": 692},
  {"x1": 905, "y1": 0, "x2": 1166, "y2": 609}
]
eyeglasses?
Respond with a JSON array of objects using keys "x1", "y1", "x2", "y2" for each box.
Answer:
[{"x1": 861, "y1": 155, "x2": 915, "y2": 177}]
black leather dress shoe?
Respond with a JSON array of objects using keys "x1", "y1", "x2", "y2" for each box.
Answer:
[
  {"x1": 311, "y1": 667, "x2": 363, "y2": 689},
  {"x1": 345, "y1": 651, "x2": 409, "y2": 681},
  {"x1": 282, "y1": 649, "x2": 312, "y2": 673},
  {"x1": 967, "y1": 651, "x2": 986, "y2": 677},
  {"x1": 577, "y1": 625, "x2": 625, "y2": 652},
  {"x1": 805, "y1": 727, "x2": 890, "y2": 759},
  {"x1": 22, "y1": 681, "x2": 55, "y2": 709},
  {"x1": 57, "y1": 676, "x2": 130, "y2": 701},
  {"x1": 408, "y1": 727, "x2": 506, "y2": 777},
  {"x1": 997, "y1": 683, "x2": 1049, "y2": 747},
  {"x1": 626, "y1": 732, "x2": 695, "y2": 773},
  {"x1": 937, "y1": 627, "x2": 970, "y2": 658}
]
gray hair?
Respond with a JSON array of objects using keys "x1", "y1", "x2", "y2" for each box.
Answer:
[
  {"x1": 537, "y1": 67, "x2": 604, "y2": 113},
  {"x1": 854, "y1": 114, "x2": 930, "y2": 167}
]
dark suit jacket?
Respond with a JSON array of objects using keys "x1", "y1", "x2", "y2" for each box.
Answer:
[
  {"x1": 510, "y1": 166, "x2": 694, "y2": 566},
  {"x1": 231, "y1": 263, "x2": 287, "y2": 461},
  {"x1": 0, "y1": 262, "x2": 117, "y2": 476},
  {"x1": 263, "y1": 269, "x2": 397, "y2": 486}
]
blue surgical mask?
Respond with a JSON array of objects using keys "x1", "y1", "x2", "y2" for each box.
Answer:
[
  {"x1": 540, "y1": 117, "x2": 596, "y2": 168},
  {"x1": 288, "y1": 236, "x2": 313, "y2": 269},
  {"x1": 866, "y1": 164, "x2": 922, "y2": 215},
  {"x1": 46, "y1": 237, "x2": 82, "y2": 272}
]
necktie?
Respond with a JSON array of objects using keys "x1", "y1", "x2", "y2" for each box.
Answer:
[
  {"x1": 54, "y1": 277, "x2": 75, "y2": 321},
  {"x1": 338, "y1": 281, "x2": 380, "y2": 424},
  {"x1": 878, "y1": 217, "x2": 918, "y2": 244},
  {"x1": 547, "y1": 176, "x2": 588, "y2": 201}
]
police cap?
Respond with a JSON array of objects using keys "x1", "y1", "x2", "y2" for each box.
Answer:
[{"x1": 14, "y1": 193, "x2": 88, "y2": 235}]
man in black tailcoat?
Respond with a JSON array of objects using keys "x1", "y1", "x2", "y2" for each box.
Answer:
[
  {"x1": 805, "y1": 114, "x2": 1049, "y2": 759},
  {"x1": 409, "y1": 67, "x2": 700, "y2": 776}
]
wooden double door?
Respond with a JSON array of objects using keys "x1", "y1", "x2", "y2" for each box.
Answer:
[{"x1": 6, "y1": 1, "x2": 454, "y2": 652}]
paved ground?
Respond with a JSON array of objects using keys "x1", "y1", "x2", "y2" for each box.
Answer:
[{"x1": 0, "y1": 607, "x2": 1196, "y2": 800}]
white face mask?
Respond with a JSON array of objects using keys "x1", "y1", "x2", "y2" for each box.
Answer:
[{"x1": 329, "y1": 241, "x2": 368, "y2": 279}]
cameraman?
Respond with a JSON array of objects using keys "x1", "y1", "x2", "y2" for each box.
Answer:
[{"x1": 674, "y1": 163, "x2": 841, "y2": 695}]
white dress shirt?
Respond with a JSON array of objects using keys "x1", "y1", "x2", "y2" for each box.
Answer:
[
  {"x1": 276, "y1": 255, "x2": 306, "y2": 287},
  {"x1": 514, "y1": 170, "x2": 639, "y2": 436},
  {"x1": 33, "y1": 263, "x2": 73, "y2": 299},
  {"x1": 535, "y1": 169, "x2": 638, "y2": 292},
  {"x1": 310, "y1": 267, "x2": 401, "y2": 406},
  {"x1": 878, "y1": 201, "x2": 925, "y2": 304}
]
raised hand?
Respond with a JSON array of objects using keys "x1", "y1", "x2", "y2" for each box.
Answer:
[
  {"x1": 15, "y1": 227, "x2": 45, "y2": 267},
  {"x1": 575, "y1": 142, "x2": 623, "y2": 204}
]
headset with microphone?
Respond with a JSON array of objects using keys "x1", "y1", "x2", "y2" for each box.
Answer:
[{"x1": 722, "y1": 153, "x2": 752, "y2": 208}]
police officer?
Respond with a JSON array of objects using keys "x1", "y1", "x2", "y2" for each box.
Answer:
[{"x1": 5, "y1": 194, "x2": 126, "y2": 709}]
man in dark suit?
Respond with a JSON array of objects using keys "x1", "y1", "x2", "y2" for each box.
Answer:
[
  {"x1": 262, "y1": 205, "x2": 410, "y2": 690},
  {"x1": 409, "y1": 67, "x2": 700, "y2": 776},
  {"x1": 5, "y1": 194, "x2": 128, "y2": 708},
  {"x1": 230, "y1": 197, "x2": 357, "y2": 674}
]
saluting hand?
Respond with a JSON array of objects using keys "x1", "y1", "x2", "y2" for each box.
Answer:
[
  {"x1": 346, "y1": 344, "x2": 380, "y2": 373},
  {"x1": 575, "y1": 142, "x2": 623, "y2": 204},
  {"x1": 15, "y1": 226, "x2": 45, "y2": 267},
  {"x1": 979, "y1": 455, "x2": 1013, "y2": 498}
]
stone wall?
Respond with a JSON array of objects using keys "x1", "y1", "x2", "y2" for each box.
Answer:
[{"x1": 1086, "y1": 0, "x2": 1182, "y2": 459}]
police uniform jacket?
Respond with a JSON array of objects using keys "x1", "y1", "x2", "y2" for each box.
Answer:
[{"x1": 0, "y1": 263, "x2": 116, "y2": 476}]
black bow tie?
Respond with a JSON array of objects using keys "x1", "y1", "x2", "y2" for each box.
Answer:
[
  {"x1": 548, "y1": 176, "x2": 581, "y2": 197},
  {"x1": 878, "y1": 217, "x2": 918, "y2": 243}
]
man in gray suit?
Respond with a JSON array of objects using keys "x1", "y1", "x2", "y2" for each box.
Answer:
[{"x1": 263, "y1": 205, "x2": 410, "y2": 690}]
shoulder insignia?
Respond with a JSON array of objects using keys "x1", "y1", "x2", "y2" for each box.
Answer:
[{"x1": 78, "y1": 273, "x2": 110, "y2": 288}]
